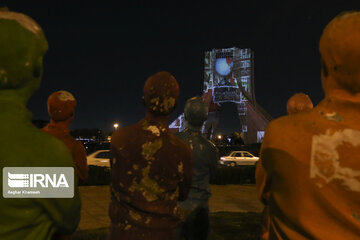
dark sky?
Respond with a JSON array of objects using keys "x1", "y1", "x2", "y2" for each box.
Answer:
[{"x1": 4, "y1": 0, "x2": 360, "y2": 134}]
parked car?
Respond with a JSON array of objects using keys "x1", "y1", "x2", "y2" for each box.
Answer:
[
  {"x1": 219, "y1": 151, "x2": 259, "y2": 167},
  {"x1": 87, "y1": 150, "x2": 110, "y2": 167}
]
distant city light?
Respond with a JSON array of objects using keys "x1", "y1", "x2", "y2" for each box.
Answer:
[
  {"x1": 217, "y1": 135, "x2": 222, "y2": 139},
  {"x1": 113, "y1": 123, "x2": 119, "y2": 130}
]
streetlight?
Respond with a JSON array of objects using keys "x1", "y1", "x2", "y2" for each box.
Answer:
[
  {"x1": 217, "y1": 134, "x2": 222, "y2": 139},
  {"x1": 113, "y1": 123, "x2": 119, "y2": 130}
]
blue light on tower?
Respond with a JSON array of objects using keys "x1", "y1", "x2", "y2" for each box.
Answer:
[{"x1": 215, "y1": 58, "x2": 233, "y2": 76}]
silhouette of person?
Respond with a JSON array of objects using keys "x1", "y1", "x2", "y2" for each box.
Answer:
[
  {"x1": 256, "y1": 11, "x2": 360, "y2": 239},
  {"x1": 109, "y1": 71, "x2": 193, "y2": 240},
  {"x1": 176, "y1": 96, "x2": 218, "y2": 240},
  {"x1": 0, "y1": 9, "x2": 80, "y2": 240},
  {"x1": 42, "y1": 90, "x2": 88, "y2": 182},
  {"x1": 259, "y1": 92, "x2": 313, "y2": 240}
]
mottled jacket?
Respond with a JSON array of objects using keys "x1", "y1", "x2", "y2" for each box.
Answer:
[
  {"x1": 256, "y1": 95, "x2": 360, "y2": 239},
  {"x1": 109, "y1": 119, "x2": 193, "y2": 238}
]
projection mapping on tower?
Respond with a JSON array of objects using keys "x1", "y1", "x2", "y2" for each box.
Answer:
[
  {"x1": 204, "y1": 48, "x2": 253, "y2": 104},
  {"x1": 170, "y1": 47, "x2": 272, "y2": 144}
]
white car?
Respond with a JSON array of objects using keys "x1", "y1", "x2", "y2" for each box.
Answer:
[
  {"x1": 87, "y1": 150, "x2": 110, "y2": 167},
  {"x1": 219, "y1": 151, "x2": 259, "y2": 167}
]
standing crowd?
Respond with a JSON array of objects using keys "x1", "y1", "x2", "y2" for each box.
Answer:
[{"x1": 0, "y1": 7, "x2": 359, "y2": 240}]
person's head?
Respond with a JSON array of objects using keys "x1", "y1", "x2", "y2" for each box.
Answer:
[
  {"x1": 286, "y1": 93, "x2": 313, "y2": 115},
  {"x1": 184, "y1": 96, "x2": 208, "y2": 127},
  {"x1": 143, "y1": 71, "x2": 179, "y2": 116},
  {"x1": 319, "y1": 11, "x2": 360, "y2": 96},
  {"x1": 0, "y1": 9, "x2": 48, "y2": 103},
  {"x1": 47, "y1": 90, "x2": 77, "y2": 122}
]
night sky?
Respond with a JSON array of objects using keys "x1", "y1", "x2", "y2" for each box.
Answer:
[{"x1": 3, "y1": 1, "x2": 359, "y2": 134}]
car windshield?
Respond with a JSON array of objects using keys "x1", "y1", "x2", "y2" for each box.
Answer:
[{"x1": 95, "y1": 151, "x2": 110, "y2": 159}]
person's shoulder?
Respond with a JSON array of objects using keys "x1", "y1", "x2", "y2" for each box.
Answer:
[
  {"x1": 175, "y1": 130, "x2": 185, "y2": 137},
  {"x1": 111, "y1": 122, "x2": 140, "y2": 144},
  {"x1": 175, "y1": 129, "x2": 190, "y2": 140},
  {"x1": 168, "y1": 131, "x2": 192, "y2": 155},
  {"x1": 175, "y1": 130, "x2": 216, "y2": 151},
  {"x1": 169, "y1": 131, "x2": 188, "y2": 146},
  {"x1": 37, "y1": 129, "x2": 73, "y2": 160},
  {"x1": 17, "y1": 126, "x2": 73, "y2": 167},
  {"x1": 263, "y1": 109, "x2": 318, "y2": 149},
  {"x1": 268, "y1": 109, "x2": 316, "y2": 132},
  {"x1": 41, "y1": 124, "x2": 61, "y2": 138},
  {"x1": 72, "y1": 139, "x2": 86, "y2": 151},
  {"x1": 200, "y1": 136, "x2": 217, "y2": 150},
  {"x1": 41, "y1": 124, "x2": 50, "y2": 133},
  {"x1": 29, "y1": 125, "x2": 68, "y2": 149}
]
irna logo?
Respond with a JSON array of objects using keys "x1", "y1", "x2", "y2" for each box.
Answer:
[
  {"x1": 8, "y1": 172, "x2": 69, "y2": 188},
  {"x1": 3, "y1": 167, "x2": 74, "y2": 198}
]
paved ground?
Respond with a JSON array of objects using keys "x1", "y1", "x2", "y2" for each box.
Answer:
[{"x1": 78, "y1": 184, "x2": 263, "y2": 230}]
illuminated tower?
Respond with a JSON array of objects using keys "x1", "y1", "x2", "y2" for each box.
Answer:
[{"x1": 170, "y1": 47, "x2": 272, "y2": 144}]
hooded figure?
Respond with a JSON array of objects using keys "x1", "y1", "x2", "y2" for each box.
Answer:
[
  {"x1": 256, "y1": 11, "x2": 360, "y2": 239},
  {"x1": 176, "y1": 96, "x2": 218, "y2": 240},
  {"x1": 0, "y1": 10, "x2": 80, "y2": 240},
  {"x1": 109, "y1": 71, "x2": 193, "y2": 240},
  {"x1": 42, "y1": 90, "x2": 88, "y2": 182}
]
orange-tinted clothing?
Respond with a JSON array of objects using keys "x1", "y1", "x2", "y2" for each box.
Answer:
[
  {"x1": 42, "y1": 122, "x2": 88, "y2": 182},
  {"x1": 109, "y1": 119, "x2": 193, "y2": 239},
  {"x1": 256, "y1": 95, "x2": 360, "y2": 239},
  {"x1": 260, "y1": 205, "x2": 270, "y2": 240}
]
